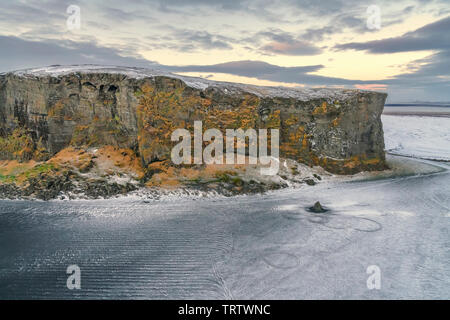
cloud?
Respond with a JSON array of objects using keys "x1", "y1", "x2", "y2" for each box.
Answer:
[
  {"x1": 260, "y1": 40, "x2": 322, "y2": 56},
  {"x1": 142, "y1": 28, "x2": 235, "y2": 52},
  {"x1": 100, "y1": 5, "x2": 157, "y2": 23},
  {"x1": 1, "y1": 34, "x2": 448, "y2": 102},
  {"x1": 242, "y1": 29, "x2": 323, "y2": 56},
  {"x1": 301, "y1": 26, "x2": 336, "y2": 42},
  {"x1": 0, "y1": 1, "x2": 449, "y2": 102},
  {"x1": 335, "y1": 16, "x2": 450, "y2": 53},
  {"x1": 170, "y1": 30, "x2": 233, "y2": 51},
  {"x1": 287, "y1": 0, "x2": 356, "y2": 16},
  {"x1": 386, "y1": 50, "x2": 450, "y2": 83},
  {"x1": 333, "y1": 16, "x2": 450, "y2": 101},
  {"x1": 0, "y1": 36, "x2": 156, "y2": 72},
  {"x1": 163, "y1": 60, "x2": 380, "y2": 86},
  {"x1": 164, "y1": 60, "x2": 322, "y2": 77},
  {"x1": 143, "y1": 0, "x2": 246, "y2": 10},
  {"x1": 354, "y1": 84, "x2": 388, "y2": 91},
  {"x1": 0, "y1": 0, "x2": 74, "y2": 25}
]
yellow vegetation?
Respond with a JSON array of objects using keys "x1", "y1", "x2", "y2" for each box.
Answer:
[{"x1": 312, "y1": 101, "x2": 328, "y2": 115}]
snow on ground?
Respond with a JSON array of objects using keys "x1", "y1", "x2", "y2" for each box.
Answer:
[
  {"x1": 1, "y1": 158, "x2": 449, "y2": 299},
  {"x1": 382, "y1": 115, "x2": 450, "y2": 161}
]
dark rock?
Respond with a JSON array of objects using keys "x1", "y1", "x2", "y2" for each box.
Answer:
[
  {"x1": 305, "y1": 179, "x2": 316, "y2": 186},
  {"x1": 0, "y1": 170, "x2": 139, "y2": 200},
  {"x1": 310, "y1": 201, "x2": 327, "y2": 213}
]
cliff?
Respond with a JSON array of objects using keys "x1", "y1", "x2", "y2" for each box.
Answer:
[{"x1": 0, "y1": 65, "x2": 387, "y2": 199}]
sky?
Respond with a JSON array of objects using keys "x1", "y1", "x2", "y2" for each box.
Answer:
[{"x1": 0, "y1": 0, "x2": 449, "y2": 102}]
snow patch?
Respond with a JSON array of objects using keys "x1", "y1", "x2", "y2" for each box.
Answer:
[
  {"x1": 390, "y1": 210, "x2": 415, "y2": 217},
  {"x1": 7, "y1": 64, "x2": 374, "y2": 101},
  {"x1": 277, "y1": 204, "x2": 300, "y2": 211}
]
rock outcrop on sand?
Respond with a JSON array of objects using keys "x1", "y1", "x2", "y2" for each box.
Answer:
[
  {"x1": 310, "y1": 201, "x2": 327, "y2": 213},
  {"x1": 0, "y1": 65, "x2": 387, "y2": 199}
]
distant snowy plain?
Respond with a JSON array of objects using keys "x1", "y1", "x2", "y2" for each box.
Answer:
[{"x1": 383, "y1": 114, "x2": 450, "y2": 161}]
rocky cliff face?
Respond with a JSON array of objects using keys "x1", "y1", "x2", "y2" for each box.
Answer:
[{"x1": 0, "y1": 65, "x2": 387, "y2": 175}]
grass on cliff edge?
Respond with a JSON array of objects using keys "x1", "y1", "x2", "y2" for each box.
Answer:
[{"x1": 0, "y1": 161, "x2": 57, "y2": 184}]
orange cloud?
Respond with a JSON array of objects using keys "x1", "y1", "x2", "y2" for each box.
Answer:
[{"x1": 354, "y1": 84, "x2": 387, "y2": 91}]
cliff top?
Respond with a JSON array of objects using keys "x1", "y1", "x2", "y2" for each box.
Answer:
[{"x1": 2, "y1": 64, "x2": 385, "y2": 102}]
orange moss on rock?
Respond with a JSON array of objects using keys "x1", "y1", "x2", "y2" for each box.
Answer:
[
  {"x1": 94, "y1": 146, "x2": 145, "y2": 179},
  {"x1": 136, "y1": 81, "x2": 261, "y2": 167},
  {"x1": 48, "y1": 146, "x2": 145, "y2": 178},
  {"x1": 331, "y1": 117, "x2": 340, "y2": 127},
  {"x1": 145, "y1": 161, "x2": 180, "y2": 188},
  {"x1": 48, "y1": 147, "x2": 93, "y2": 172},
  {"x1": 0, "y1": 126, "x2": 48, "y2": 162},
  {"x1": 69, "y1": 113, "x2": 129, "y2": 148},
  {"x1": 312, "y1": 101, "x2": 328, "y2": 115},
  {"x1": 264, "y1": 109, "x2": 281, "y2": 129},
  {"x1": 311, "y1": 154, "x2": 387, "y2": 175},
  {"x1": 144, "y1": 159, "x2": 250, "y2": 189},
  {"x1": 136, "y1": 83, "x2": 203, "y2": 164},
  {"x1": 48, "y1": 99, "x2": 68, "y2": 119}
]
